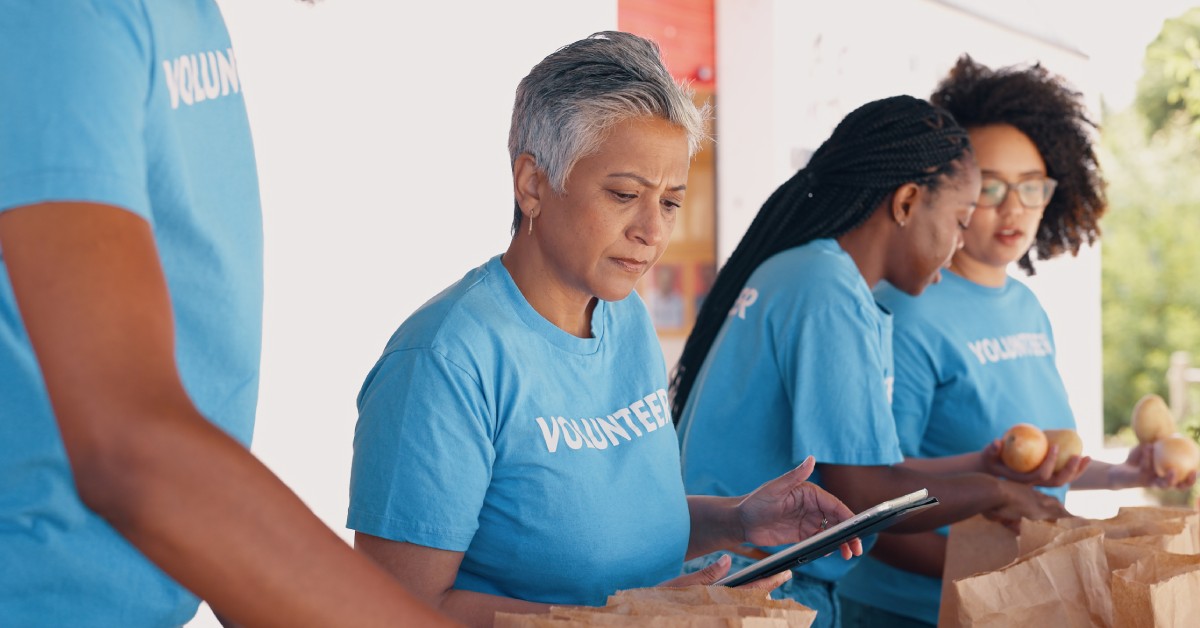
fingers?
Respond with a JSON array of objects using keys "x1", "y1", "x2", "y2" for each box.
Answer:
[
  {"x1": 696, "y1": 554, "x2": 731, "y2": 584},
  {"x1": 736, "y1": 569, "x2": 791, "y2": 592},
  {"x1": 754, "y1": 456, "x2": 816, "y2": 501},
  {"x1": 662, "y1": 554, "x2": 730, "y2": 587},
  {"x1": 786, "y1": 456, "x2": 817, "y2": 484},
  {"x1": 838, "y1": 538, "x2": 863, "y2": 560},
  {"x1": 1033, "y1": 445, "x2": 1059, "y2": 482}
]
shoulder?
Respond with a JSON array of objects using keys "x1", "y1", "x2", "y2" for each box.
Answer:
[
  {"x1": 1004, "y1": 276, "x2": 1046, "y2": 307},
  {"x1": 1, "y1": 1, "x2": 152, "y2": 57},
  {"x1": 380, "y1": 260, "x2": 504, "y2": 359},
  {"x1": 753, "y1": 240, "x2": 869, "y2": 306}
]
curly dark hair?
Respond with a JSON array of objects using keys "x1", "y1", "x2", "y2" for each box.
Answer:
[{"x1": 931, "y1": 55, "x2": 1107, "y2": 274}]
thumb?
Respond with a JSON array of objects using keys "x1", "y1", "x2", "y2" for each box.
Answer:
[
  {"x1": 677, "y1": 554, "x2": 731, "y2": 586},
  {"x1": 778, "y1": 456, "x2": 817, "y2": 487},
  {"x1": 694, "y1": 553, "x2": 731, "y2": 584}
]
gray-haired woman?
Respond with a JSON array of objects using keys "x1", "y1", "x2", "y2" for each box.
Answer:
[{"x1": 346, "y1": 31, "x2": 861, "y2": 626}]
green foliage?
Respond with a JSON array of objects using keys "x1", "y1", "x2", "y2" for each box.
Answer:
[
  {"x1": 1099, "y1": 106, "x2": 1200, "y2": 435},
  {"x1": 1137, "y1": 7, "x2": 1200, "y2": 137}
]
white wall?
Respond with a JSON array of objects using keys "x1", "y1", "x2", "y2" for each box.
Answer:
[{"x1": 195, "y1": 1, "x2": 617, "y2": 625}]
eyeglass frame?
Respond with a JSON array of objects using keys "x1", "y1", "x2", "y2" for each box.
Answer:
[{"x1": 976, "y1": 175, "x2": 1058, "y2": 211}]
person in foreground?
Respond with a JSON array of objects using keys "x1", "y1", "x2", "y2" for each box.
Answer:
[
  {"x1": 671, "y1": 95, "x2": 1071, "y2": 628},
  {"x1": 839, "y1": 55, "x2": 1198, "y2": 628},
  {"x1": 347, "y1": 31, "x2": 862, "y2": 628},
  {"x1": 0, "y1": 1, "x2": 451, "y2": 625}
]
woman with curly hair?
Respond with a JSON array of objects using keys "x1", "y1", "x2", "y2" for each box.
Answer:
[{"x1": 839, "y1": 55, "x2": 1194, "y2": 628}]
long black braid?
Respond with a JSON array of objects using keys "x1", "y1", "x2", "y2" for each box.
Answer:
[{"x1": 670, "y1": 95, "x2": 971, "y2": 422}]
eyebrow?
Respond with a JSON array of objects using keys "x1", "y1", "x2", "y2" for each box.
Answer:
[{"x1": 607, "y1": 172, "x2": 687, "y2": 192}]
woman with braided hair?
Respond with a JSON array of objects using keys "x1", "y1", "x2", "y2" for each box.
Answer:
[
  {"x1": 839, "y1": 56, "x2": 1196, "y2": 628},
  {"x1": 673, "y1": 94, "x2": 1069, "y2": 627}
]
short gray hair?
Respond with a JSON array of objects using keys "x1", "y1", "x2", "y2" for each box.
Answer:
[{"x1": 508, "y1": 31, "x2": 710, "y2": 234}]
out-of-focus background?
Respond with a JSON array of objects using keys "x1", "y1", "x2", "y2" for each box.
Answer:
[{"x1": 195, "y1": 0, "x2": 1200, "y2": 623}]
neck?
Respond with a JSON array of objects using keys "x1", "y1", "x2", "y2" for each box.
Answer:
[
  {"x1": 836, "y1": 210, "x2": 892, "y2": 289},
  {"x1": 502, "y1": 233, "x2": 597, "y2": 338},
  {"x1": 948, "y1": 251, "x2": 1008, "y2": 288}
]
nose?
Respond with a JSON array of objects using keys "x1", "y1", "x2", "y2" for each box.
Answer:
[
  {"x1": 997, "y1": 187, "x2": 1028, "y2": 215},
  {"x1": 630, "y1": 199, "x2": 670, "y2": 247}
]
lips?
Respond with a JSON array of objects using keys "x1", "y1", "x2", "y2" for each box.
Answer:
[
  {"x1": 611, "y1": 257, "x2": 649, "y2": 273},
  {"x1": 995, "y1": 227, "x2": 1025, "y2": 246}
]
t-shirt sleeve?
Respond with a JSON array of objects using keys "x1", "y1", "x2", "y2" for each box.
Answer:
[
  {"x1": 890, "y1": 323, "x2": 939, "y2": 456},
  {"x1": 779, "y1": 303, "x2": 903, "y2": 466},
  {"x1": 0, "y1": 2, "x2": 152, "y2": 218},
  {"x1": 347, "y1": 347, "x2": 495, "y2": 551}
]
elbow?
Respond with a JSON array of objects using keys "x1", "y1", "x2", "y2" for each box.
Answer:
[
  {"x1": 58, "y1": 405, "x2": 175, "y2": 531},
  {"x1": 68, "y1": 433, "x2": 145, "y2": 528}
]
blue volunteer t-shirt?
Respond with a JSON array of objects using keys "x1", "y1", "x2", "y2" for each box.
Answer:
[
  {"x1": 0, "y1": 1, "x2": 261, "y2": 625},
  {"x1": 677, "y1": 238, "x2": 904, "y2": 583},
  {"x1": 840, "y1": 270, "x2": 1074, "y2": 625},
  {"x1": 348, "y1": 255, "x2": 691, "y2": 606}
]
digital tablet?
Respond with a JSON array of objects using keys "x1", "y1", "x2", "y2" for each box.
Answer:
[{"x1": 714, "y1": 488, "x2": 940, "y2": 587}]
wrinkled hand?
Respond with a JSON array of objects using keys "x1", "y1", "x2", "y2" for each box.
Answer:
[
  {"x1": 1128, "y1": 444, "x2": 1199, "y2": 490},
  {"x1": 983, "y1": 480, "x2": 1070, "y2": 531},
  {"x1": 659, "y1": 554, "x2": 792, "y2": 592},
  {"x1": 735, "y1": 456, "x2": 862, "y2": 560},
  {"x1": 981, "y1": 439, "x2": 1090, "y2": 487}
]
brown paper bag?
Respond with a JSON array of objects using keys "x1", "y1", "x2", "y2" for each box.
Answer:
[
  {"x1": 1111, "y1": 552, "x2": 1200, "y2": 628},
  {"x1": 938, "y1": 516, "x2": 1019, "y2": 628},
  {"x1": 609, "y1": 587, "x2": 814, "y2": 627},
  {"x1": 495, "y1": 611, "x2": 784, "y2": 627},
  {"x1": 1113, "y1": 506, "x2": 1200, "y2": 553},
  {"x1": 952, "y1": 527, "x2": 1112, "y2": 627},
  {"x1": 496, "y1": 585, "x2": 814, "y2": 628}
]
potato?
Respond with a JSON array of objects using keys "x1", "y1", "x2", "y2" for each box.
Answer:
[
  {"x1": 1001, "y1": 423, "x2": 1049, "y2": 473},
  {"x1": 1131, "y1": 394, "x2": 1175, "y2": 444},
  {"x1": 1152, "y1": 434, "x2": 1200, "y2": 481},
  {"x1": 1044, "y1": 429, "x2": 1083, "y2": 472}
]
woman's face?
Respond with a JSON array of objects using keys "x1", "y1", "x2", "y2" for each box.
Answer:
[
  {"x1": 958, "y1": 124, "x2": 1049, "y2": 269},
  {"x1": 886, "y1": 152, "x2": 982, "y2": 295},
  {"x1": 534, "y1": 116, "x2": 690, "y2": 303}
]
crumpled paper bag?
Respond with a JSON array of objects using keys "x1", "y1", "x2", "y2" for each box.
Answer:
[
  {"x1": 495, "y1": 585, "x2": 814, "y2": 627},
  {"x1": 951, "y1": 527, "x2": 1112, "y2": 627},
  {"x1": 1112, "y1": 551, "x2": 1200, "y2": 628}
]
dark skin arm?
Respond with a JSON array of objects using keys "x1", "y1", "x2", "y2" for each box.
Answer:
[
  {"x1": 0, "y1": 203, "x2": 454, "y2": 627},
  {"x1": 867, "y1": 531, "x2": 946, "y2": 579},
  {"x1": 817, "y1": 463, "x2": 1068, "y2": 532}
]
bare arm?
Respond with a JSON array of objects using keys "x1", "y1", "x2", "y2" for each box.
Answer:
[
  {"x1": 865, "y1": 531, "x2": 946, "y2": 579},
  {"x1": 1071, "y1": 444, "x2": 1198, "y2": 490},
  {"x1": 0, "y1": 203, "x2": 453, "y2": 627},
  {"x1": 356, "y1": 534, "x2": 553, "y2": 628},
  {"x1": 897, "y1": 451, "x2": 986, "y2": 475},
  {"x1": 818, "y1": 463, "x2": 1068, "y2": 532}
]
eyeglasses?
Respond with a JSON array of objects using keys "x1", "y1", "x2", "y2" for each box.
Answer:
[{"x1": 978, "y1": 176, "x2": 1057, "y2": 211}]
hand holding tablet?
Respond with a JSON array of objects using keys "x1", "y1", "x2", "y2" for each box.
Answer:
[{"x1": 715, "y1": 489, "x2": 940, "y2": 587}]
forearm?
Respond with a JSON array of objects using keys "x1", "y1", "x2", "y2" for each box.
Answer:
[
  {"x1": 866, "y1": 531, "x2": 946, "y2": 579},
  {"x1": 685, "y1": 495, "x2": 743, "y2": 559},
  {"x1": 1070, "y1": 460, "x2": 1140, "y2": 490},
  {"x1": 75, "y1": 404, "x2": 450, "y2": 628},
  {"x1": 438, "y1": 589, "x2": 555, "y2": 628},
  {"x1": 819, "y1": 465, "x2": 1005, "y2": 532},
  {"x1": 897, "y1": 452, "x2": 985, "y2": 475}
]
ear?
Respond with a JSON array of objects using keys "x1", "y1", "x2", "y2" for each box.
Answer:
[
  {"x1": 891, "y1": 183, "x2": 921, "y2": 227},
  {"x1": 513, "y1": 153, "x2": 545, "y2": 220}
]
